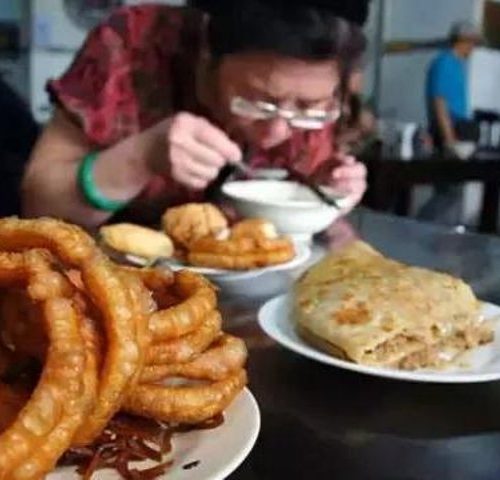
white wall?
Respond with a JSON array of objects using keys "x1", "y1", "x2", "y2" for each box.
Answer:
[
  {"x1": 384, "y1": 0, "x2": 482, "y2": 40},
  {"x1": 379, "y1": 0, "x2": 482, "y2": 124},
  {"x1": 379, "y1": 51, "x2": 436, "y2": 122},
  {"x1": 470, "y1": 47, "x2": 500, "y2": 113}
]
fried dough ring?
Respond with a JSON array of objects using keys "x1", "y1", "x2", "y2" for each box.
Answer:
[
  {"x1": 148, "y1": 270, "x2": 218, "y2": 342},
  {"x1": 0, "y1": 250, "x2": 72, "y2": 300},
  {"x1": 0, "y1": 218, "x2": 248, "y2": 476},
  {"x1": 123, "y1": 369, "x2": 247, "y2": 424},
  {"x1": 188, "y1": 235, "x2": 293, "y2": 255},
  {"x1": 117, "y1": 269, "x2": 153, "y2": 384},
  {"x1": 0, "y1": 219, "x2": 144, "y2": 447},
  {"x1": 146, "y1": 310, "x2": 222, "y2": 366},
  {"x1": 72, "y1": 257, "x2": 142, "y2": 446},
  {"x1": 0, "y1": 217, "x2": 96, "y2": 265},
  {"x1": 188, "y1": 247, "x2": 295, "y2": 270},
  {"x1": 120, "y1": 266, "x2": 177, "y2": 311},
  {"x1": 0, "y1": 251, "x2": 89, "y2": 480},
  {"x1": 65, "y1": 273, "x2": 103, "y2": 422},
  {"x1": 187, "y1": 229, "x2": 295, "y2": 270},
  {"x1": 140, "y1": 334, "x2": 247, "y2": 383},
  {"x1": 0, "y1": 289, "x2": 47, "y2": 360},
  {"x1": 120, "y1": 266, "x2": 174, "y2": 292},
  {"x1": 9, "y1": 298, "x2": 90, "y2": 480},
  {"x1": 75, "y1": 312, "x2": 100, "y2": 428}
]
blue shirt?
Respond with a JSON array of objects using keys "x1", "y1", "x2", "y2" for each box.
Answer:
[{"x1": 426, "y1": 49, "x2": 469, "y2": 125}]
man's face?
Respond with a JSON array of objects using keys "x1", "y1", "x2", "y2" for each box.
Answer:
[
  {"x1": 458, "y1": 38, "x2": 479, "y2": 58},
  {"x1": 214, "y1": 53, "x2": 341, "y2": 150}
]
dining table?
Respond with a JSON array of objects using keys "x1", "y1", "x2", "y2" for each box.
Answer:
[
  {"x1": 223, "y1": 208, "x2": 500, "y2": 480},
  {"x1": 362, "y1": 153, "x2": 500, "y2": 234}
]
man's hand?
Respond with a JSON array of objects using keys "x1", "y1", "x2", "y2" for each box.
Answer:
[
  {"x1": 149, "y1": 113, "x2": 242, "y2": 191},
  {"x1": 323, "y1": 154, "x2": 367, "y2": 212}
]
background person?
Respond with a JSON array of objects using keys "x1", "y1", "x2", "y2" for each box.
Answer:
[
  {"x1": 22, "y1": 0, "x2": 370, "y2": 228},
  {"x1": 418, "y1": 21, "x2": 482, "y2": 224}
]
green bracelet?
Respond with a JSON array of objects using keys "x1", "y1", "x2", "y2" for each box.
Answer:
[{"x1": 77, "y1": 151, "x2": 128, "y2": 212}]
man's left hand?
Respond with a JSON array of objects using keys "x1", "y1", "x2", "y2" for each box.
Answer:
[{"x1": 328, "y1": 154, "x2": 367, "y2": 212}]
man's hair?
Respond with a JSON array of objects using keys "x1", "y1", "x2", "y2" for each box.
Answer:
[
  {"x1": 190, "y1": 0, "x2": 369, "y2": 137},
  {"x1": 191, "y1": 0, "x2": 367, "y2": 71}
]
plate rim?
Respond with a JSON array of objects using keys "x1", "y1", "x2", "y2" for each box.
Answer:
[
  {"x1": 49, "y1": 388, "x2": 260, "y2": 480},
  {"x1": 258, "y1": 294, "x2": 500, "y2": 384},
  {"x1": 204, "y1": 387, "x2": 260, "y2": 480},
  {"x1": 126, "y1": 242, "x2": 311, "y2": 279}
]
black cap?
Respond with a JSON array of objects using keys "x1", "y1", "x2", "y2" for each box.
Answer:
[{"x1": 192, "y1": 0, "x2": 370, "y2": 26}]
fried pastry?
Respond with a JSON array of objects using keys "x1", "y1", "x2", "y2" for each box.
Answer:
[
  {"x1": 231, "y1": 218, "x2": 278, "y2": 241},
  {"x1": 0, "y1": 217, "x2": 247, "y2": 479},
  {"x1": 187, "y1": 218, "x2": 295, "y2": 270},
  {"x1": 162, "y1": 203, "x2": 228, "y2": 249},
  {"x1": 100, "y1": 223, "x2": 174, "y2": 259},
  {"x1": 188, "y1": 248, "x2": 295, "y2": 270}
]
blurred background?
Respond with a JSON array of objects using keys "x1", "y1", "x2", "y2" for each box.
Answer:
[
  {"x1": 2, "y1": 0, "x2": 500, "y2": 229},
  {"x1": 0, "y1": 1, "x2": 492, "y2": 127},
  {"x1": 0, "y1": 2, "x2": 486, "y2": 122}
]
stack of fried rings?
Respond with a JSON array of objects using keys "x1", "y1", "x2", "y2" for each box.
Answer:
[
  {"x1": 187, "y1": 234, "x2": 295, "y2": 270},
  {"x1": 0, "y1": 218, "x2": 247, "y2": 480}
]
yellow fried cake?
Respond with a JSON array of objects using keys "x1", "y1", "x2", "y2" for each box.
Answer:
[
  {"x1": 162, "y1": 203, "x2": 228, "y2": 249},
  {"x1": 100, "y1": 223, "x2": 174, "y2": 259}
]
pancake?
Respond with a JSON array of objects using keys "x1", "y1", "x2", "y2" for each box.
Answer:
[{"x1": 294, "y1": 241, "x2": 493, "y2": 370}]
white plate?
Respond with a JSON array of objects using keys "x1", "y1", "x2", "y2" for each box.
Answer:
[
  {"x1": 48, "y1": 389, "x2": 260, "y2": 480},
  {"x1": 258, "y1": 294, "x2": 500, "y2": 384},
  {"x1": 126, "y1": 242, "x2": 311, "y2": 280}
]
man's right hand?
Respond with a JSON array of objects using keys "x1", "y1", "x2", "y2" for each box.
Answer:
[{"x1": 148, "y1": 113, "x2": 242, "y2": 191}]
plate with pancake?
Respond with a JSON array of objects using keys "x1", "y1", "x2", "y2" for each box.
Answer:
[
  {"x1": 258, "y1": 241, "x2": 500, "y2": 384},
  {"x1": 259, "y1": 294, "x2": 500, "y2": 383}
]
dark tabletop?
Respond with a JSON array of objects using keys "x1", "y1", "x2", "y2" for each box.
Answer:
[{"x1": 224, "y1": 209, "x2": 500, "y2": 480}]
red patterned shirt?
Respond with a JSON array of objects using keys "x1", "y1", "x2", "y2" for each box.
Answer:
[{"x1": 48, "y1": 5, "x2": 336, "y2": 222}]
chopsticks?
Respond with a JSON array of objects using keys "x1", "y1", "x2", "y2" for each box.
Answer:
[{"x1": 286, "y1": 170, "x2": 343, "y2": 209}]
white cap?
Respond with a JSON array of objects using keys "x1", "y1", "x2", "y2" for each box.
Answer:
[{"x1": 449, "y1": 21, "x2": 483, "y2": 43}]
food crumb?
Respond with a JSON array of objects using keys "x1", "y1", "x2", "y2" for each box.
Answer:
[{"x1": 182, "y1": 460, "x2": 200, "y2": 470}]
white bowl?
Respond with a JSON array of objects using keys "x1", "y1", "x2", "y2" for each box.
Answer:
[
  {"x1": 452, "y1": 141, "x2": 476, "y2": 160},
  {"x1": 222, "y1": 180, "x2": 348, "y2": 243}
]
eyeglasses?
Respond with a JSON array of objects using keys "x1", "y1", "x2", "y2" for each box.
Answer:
[{"x1": 230, "y1": 96, "x2": 341, "y2": 130}]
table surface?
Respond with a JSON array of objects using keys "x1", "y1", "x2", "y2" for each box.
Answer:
[{"x1": 224, "y1": 209, "x2": 500, "y2": 480}]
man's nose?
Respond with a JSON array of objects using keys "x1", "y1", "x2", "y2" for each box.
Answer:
[{"x1": 265, "y1": 117, "x2": 292, "y2": 143}]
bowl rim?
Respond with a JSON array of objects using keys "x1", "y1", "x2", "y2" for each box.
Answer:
[{"x1": 221, "y1": 180, "x2": 341, "y2": 210}]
